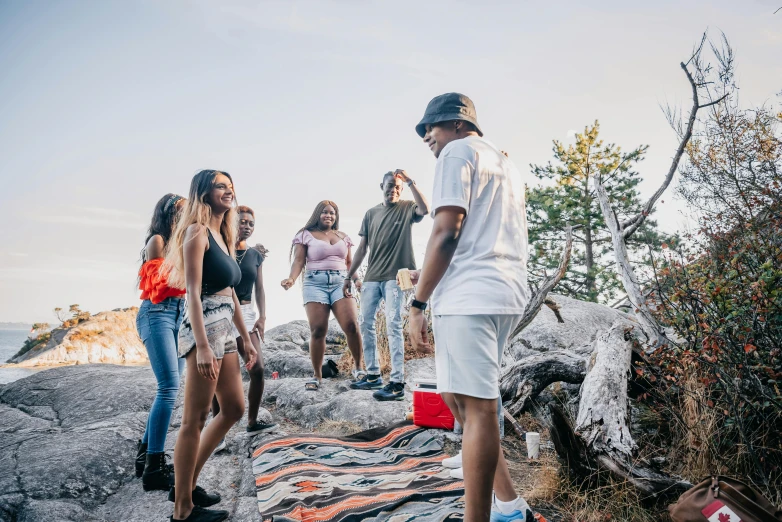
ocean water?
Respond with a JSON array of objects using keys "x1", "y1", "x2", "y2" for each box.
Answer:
[{"x1": 0, "y1": 330, "x2": 42, "y2": 385}]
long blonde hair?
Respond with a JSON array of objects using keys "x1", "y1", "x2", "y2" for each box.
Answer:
[{"x1": 163, "y1": 170, "x2": 238, "y2": 289}]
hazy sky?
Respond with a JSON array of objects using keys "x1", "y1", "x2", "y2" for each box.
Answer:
[{"x1": 1, "y1": 0, "x2": 780, "y2": 327}]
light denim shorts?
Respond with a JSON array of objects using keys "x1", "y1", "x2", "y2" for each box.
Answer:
[{"x1": 302, "y1": 270, "x2": 350, "y2": 306}]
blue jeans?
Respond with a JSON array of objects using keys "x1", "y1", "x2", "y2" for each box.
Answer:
[
  {"x1": 302, "y1": 270, "x2": 349, "y2": 306},
  {"x1": 360, "y1": 280, "x2": 404, "y2": 383},
  {"x1": 136, "y1": 297, "x2": 185, "y2": 453}
]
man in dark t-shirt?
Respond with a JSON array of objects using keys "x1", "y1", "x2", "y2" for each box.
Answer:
[{"x1": 343, "y1": 170, "x2": 429, "y2": 401}]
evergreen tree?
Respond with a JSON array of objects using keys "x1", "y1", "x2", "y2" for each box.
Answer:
[{"x1": 527, "y1": 121, "x2": 666, "y2": 302}]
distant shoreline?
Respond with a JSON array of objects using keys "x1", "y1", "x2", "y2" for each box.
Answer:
[{"x1": 0, "y1": 324, "x2": 32, "y2": 331}]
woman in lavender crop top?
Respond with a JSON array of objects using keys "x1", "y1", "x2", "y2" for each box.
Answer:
[{"x1": 280, "y1": 201, "x2": 365, "y2": 390}]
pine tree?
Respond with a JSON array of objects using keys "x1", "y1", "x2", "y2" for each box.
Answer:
[{"x1": 527, "y1": 121, "x2": 666, "y2": 302}]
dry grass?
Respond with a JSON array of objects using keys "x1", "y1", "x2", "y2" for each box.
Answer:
[
  {"x1": 676, "y1": 373, "x2": 719, "y2": 480},
  {"x1": 644, "y1": 373, "x2": 781, "y2": 507},
  {"x1": 336, "y1": 308, "x2": 432, "y2": 376},
  {"x1": 525, "y1": 454, "x2": 561, "y2": 504},
  {"x1": 550, "y1": 474, "x2": 664, "y2": 522},
  {"x1": 315, "y1": 420, "x2": 364, "y2": 437},
  {"x1": 68, "y1": 329, "x2": 103, "y2": 343},
  {"x1": 504, "y1": 411, "x2": 666, "y2": 522}
]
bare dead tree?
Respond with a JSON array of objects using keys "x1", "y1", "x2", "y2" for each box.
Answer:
[
  {"x1": 539, "y1": 33, "x2": 737, "y2": 501},
  {"x1": 511, "y1": 225, "x2": 574, "y2": 338},
  {"x1": 594, "y1": 31, "x2": 733, "y2": 347}
]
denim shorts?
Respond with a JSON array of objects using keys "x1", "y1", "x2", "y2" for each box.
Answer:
[{"x1": 302, "y1": 270, "x2": 349, "y2": 306}]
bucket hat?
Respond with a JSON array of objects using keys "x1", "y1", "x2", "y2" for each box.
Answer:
[{"x1": 415, "y1": 92, "x2": 483, "y2": 138}]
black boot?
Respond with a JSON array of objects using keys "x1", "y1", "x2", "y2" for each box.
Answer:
[
  {"x1": 168, "y1": 485, "x2": 221, "y2": 507},
  {"x1": 142, "y1": 452, "x2": 174, "y2": 491},
  {"x1": 135, "y1": 440, "x2": 147, "y2": 478}
]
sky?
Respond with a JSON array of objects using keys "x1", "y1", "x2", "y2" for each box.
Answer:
[{"x1": 0, "y1": 0, "x2": 780, "y2": 327}]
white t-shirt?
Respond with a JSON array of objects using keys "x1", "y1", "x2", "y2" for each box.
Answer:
[{"x1": 430, "y1": 136, "x2": 529, "y2": 316}]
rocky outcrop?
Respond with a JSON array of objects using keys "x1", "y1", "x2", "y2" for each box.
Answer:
[
  {"x1": 3, "y1": 295, "x2": 618, "y2": 372},
  {"x1": 0, "y1": 364, "x2": 273, "y2": 522},
  {"x1": 0, "y1": 297, "x2": 632, "y2": 521},
  {"x1": 3, "y1": 312, "x2": 351, "y2": 374},
  {"x1": 263, "y1": 358, "x2": 436, "y2": 429},
  {"x1": 504, "y1": 293, "x2": 633, "y2": 366},
  {"x1": 4, "y1": 308, "x2": 146, "y2": 367},
  {"x1": 261, "y1": 320, "x2": 347, "y2": 379}
]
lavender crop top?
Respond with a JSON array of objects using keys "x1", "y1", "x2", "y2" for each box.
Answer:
[{"x1": 292, "y1": 229, "x2": 353, "y2": 271}]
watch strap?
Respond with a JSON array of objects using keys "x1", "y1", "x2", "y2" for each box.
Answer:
[{"x1": 411, "y1": 299, "x2": 427, "y2": 310}]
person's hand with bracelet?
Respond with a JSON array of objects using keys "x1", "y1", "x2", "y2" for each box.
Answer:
[
  {"x1": 342, "y1": 275, "x2": 362, "y2": 298},
  {"x1": 408, "y1": 296, "x2": 432, "y2": 354}
]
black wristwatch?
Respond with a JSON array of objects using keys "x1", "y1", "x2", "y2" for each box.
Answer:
[{"x1": 411, "y1": 298, "x2": 427, "y2": 311}]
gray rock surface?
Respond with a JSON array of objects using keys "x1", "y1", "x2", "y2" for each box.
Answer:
[
  {"x1": 261, "y1": 320, "x2": 347, "y2": 379},
  {"x1": 505, "y1": 294, "x2": 634, "y2": 366},
  {"x1": 0, "y1": 359, "x2": 436, "y2": 521},
  {"x1": 0, "y1": 299, "x2": 627, "y2": 521},
  {"x1": 262, "y1": 357, "x2": 437, "y2": 429},
  {"x1": 264, "y1": 378, "x2": 407, "y2": 429},
  {"x1": 0, "y1": 364, "x2": 272, "y2": 522}
]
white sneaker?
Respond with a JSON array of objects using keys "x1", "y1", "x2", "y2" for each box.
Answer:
[
  {"x1": 442, "y1": 450, "x2": 462, "y2": 469},
  {"x1": 213, "y1": 438, "x2": 227, "y2": 454},
  {"x1": 449, "y1": 467, "x2": 463, "y2": 480},
  {"x1": 490, "y1": 494, "x2": 532, "y2": 522}
]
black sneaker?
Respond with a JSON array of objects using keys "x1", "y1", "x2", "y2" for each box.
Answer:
[
  {"x1": 350, "y1": 374, "x2": 383, "y2": 390},
  {"x1": 168, "y1": 485, "x2": 221, "y2": 508},
  {"x1": 246, "y1": 421, "x2": 277, "y2": 435},
  {"x1": 170, "y1": 505, "x2": 229, "y2": 522},
  {"x1": 373, "y1": 382, "x2": 405, "y2": 401}
]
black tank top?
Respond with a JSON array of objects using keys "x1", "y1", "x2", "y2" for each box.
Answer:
[{"x1": 202, "y1": 229, "x2": 241, "y2": 295}]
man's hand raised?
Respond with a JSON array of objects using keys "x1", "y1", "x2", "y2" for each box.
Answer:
[{"x1": 394, "y1": 169, "x2": 412, "y2": 184}]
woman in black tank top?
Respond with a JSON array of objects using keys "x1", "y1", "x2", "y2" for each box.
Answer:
[
  {"x1": 162, "y1": 170, "x2": 258, "y2": 522},
  {"x1": 211, "y1": 206, "x2": 276, "y2": 451}
]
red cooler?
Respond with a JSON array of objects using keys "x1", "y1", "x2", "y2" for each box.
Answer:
[{"x1": 412, "y1": 379, "x2": 455, "y2": 430}]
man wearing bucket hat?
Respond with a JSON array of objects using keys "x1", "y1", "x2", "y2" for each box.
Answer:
[{"x1": 406, "y1": 93, "x2": 533, "y2": 522}]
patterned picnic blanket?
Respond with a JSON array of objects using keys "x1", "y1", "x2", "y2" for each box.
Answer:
[{"x1": 252, "y1": 422, "x2": 465, "y2": 521}]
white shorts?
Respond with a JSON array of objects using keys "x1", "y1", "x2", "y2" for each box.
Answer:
[
  {"x1": 231, "y1": 303, "x2": 258, "y2": 339},
  {"x1": 433, "y1": 314, "x2": 521, "y2": 399}
]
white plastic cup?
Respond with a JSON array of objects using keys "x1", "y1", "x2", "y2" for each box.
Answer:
[{"x1": 526, "y1": 432, "x2": 540, "y2": 459}]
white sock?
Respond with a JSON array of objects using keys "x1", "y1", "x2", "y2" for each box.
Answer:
[{"x1": 495, "y1": 496, "x2": 520, "y2": 515}]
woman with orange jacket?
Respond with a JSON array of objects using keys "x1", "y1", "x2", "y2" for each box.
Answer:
[{"x1": 134, "y1": 193, "x2": 187, "y2": 491}]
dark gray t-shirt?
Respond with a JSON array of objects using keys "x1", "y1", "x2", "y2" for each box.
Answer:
[{"x1": 359, "y1": 200, "x2": 424, "y2": 283}]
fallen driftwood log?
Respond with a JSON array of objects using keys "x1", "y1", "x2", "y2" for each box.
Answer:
[
  {"x1": 497, "y1": 220, "x2": 691, "y2": 499},
  {"x1": 500, "y1": 350, "x2": 586, "y2": 416},
  {"x1": 548, "y1": 324, "x2": 691, "y2": 501}
]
